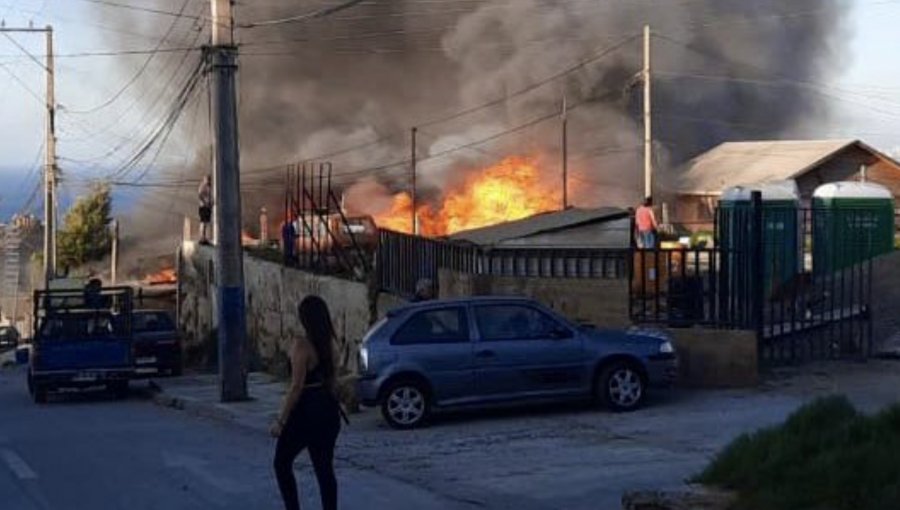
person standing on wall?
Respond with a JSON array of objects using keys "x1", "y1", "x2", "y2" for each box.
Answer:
[
  {"x1": 198, "y1": 175, "x2": 212, "y2": 245},
  {"x1": 635, "y1": 197, "x2": 659, "y2": 249}
]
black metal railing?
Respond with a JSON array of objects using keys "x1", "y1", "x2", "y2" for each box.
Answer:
[{"x1": 377, "y1": 229, "x2": 629, "y2": 298}]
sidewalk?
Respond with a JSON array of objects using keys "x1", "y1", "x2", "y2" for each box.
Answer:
[{"x1": 149, "y1": 371, "x2": 483, "y2": 509}]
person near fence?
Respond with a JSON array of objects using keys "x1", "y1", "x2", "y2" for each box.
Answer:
[
  {"x1": 198, "y1": 175, "x2": 212, "y2": 245},
  {"x1": 635, "y1": 197, "x2": 659, "y2": 249},
  {"x1": 411, "y1": 278, "x2": 434, "y2": 302},
  {"x1": 271, "y1": 296, "x2": 344, "y2": 510},
  {"x1": 282, "y1": 218, "x2": 297, "y2": 266}
]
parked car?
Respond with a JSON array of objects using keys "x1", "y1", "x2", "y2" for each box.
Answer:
[
  {"x1": 131, "y1": 310, "x2": 182, "y2": 377},
  {"x1": 357, "y1": 297, "x2": 678, "y2": 429},
  {"x1": 0, "y1": 325, "x2": 19, "y2": 351}
]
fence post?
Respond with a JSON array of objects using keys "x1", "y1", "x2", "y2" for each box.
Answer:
[{"x1": 750, "y1": 191, "x2": 765, "y2": 361}]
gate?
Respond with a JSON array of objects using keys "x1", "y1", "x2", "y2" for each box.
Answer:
[{"x1": 630, "y1": 192, "x2": 879, "y2": 364}]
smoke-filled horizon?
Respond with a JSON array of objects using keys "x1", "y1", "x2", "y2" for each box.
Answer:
[{"x1": 90, "y1": 0, "x2": 851, "y2": 248}]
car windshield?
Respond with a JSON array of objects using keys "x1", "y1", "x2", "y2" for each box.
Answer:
[
  {"x1": 133, "y1": 312, "x2": 176, "y2": 333},
  {"x1": 39, "y1": 313, "x2": 120, "y2": 341}
]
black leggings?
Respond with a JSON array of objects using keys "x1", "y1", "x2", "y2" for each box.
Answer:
[{"x1": 274, "y1": 388, "x2": 341, "y2": 510}]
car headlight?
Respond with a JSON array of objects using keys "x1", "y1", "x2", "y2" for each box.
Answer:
[
  {"x1": 358, "y1": 346, "x2": 369, "y2": 373},
  {"x1": 659, "y1": 341, "x2": 675, "y2": 354}
]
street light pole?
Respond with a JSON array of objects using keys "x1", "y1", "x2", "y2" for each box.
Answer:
[{"x1": 210, "y1": 0, "x2": 248, "y2": 402}]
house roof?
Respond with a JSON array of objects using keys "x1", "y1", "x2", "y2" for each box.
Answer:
[
  {"x1": 448, "y1": 207, "x2": 629, "y2": 246},
  {"x1": 672, "y1": 139, "x2": 900, "y2": 195}
]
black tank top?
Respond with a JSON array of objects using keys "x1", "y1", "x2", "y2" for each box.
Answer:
[{"x1": 305, "y1": 363, "x2": 327, "y2": 388}]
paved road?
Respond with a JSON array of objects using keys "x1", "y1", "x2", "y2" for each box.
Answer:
[{"x1": 0, "y1": 367, "x2": 470, "y2": 510}]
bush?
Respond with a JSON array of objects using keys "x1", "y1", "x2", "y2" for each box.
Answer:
[{"x1": 695, "y1": 396, "x2": 900, "y2": 510}]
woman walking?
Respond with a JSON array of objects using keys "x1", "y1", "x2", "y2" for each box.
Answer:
[{"x1": 272, "y1": 296, "x2": 342, "y2": 510}]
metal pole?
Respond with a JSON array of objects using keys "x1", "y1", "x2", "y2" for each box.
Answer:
[
  {"x1": 411, "y1": 127, "x2": 418, "y2": 235},
  {"x1": 44, "y1": 26, "x2": 56, "y2": 287},
  {"x1": 561, "y1": 94, "x2": 568, "y2": 210},
  {"x1": 111, "y1": 220, "x2": 119, "y2": 285},
  {"x1": 210, "y1": 0, "x2": 248, "y2": 401},
  {"x1": 643, "y1": 24, "x2": 653, "y2": 200}
]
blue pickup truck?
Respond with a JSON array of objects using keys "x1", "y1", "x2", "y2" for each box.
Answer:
[{"x1": 27, "y1": 285, "x2": 135, "y2": 404}]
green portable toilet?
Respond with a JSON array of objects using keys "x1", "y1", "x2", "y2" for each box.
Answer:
[
  {"x1": 813, "y1": 182, "x2": 895, "y2": 274},
  {"x1": 718, "y1": 181, "x2": 801, "y2": 299}
]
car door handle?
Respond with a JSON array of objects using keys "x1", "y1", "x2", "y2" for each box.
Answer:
[{"x1": 476, "y1": 350, "x2": 496, "y2": 358}]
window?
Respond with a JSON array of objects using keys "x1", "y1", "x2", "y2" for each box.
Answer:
[
  {"x1": 393, "y1": 308, "x2": 469, "y2": 345},
  {"x1": 475, "y1": 305, "x2": 568, "y2": 341},
  {"x1": 133, "y1": 312, "x2": 176, "y2": 333}
]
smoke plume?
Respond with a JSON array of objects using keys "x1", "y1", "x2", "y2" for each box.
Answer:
[{"x1": 88, "y1": 0, "x2": 852, "y2": 246}]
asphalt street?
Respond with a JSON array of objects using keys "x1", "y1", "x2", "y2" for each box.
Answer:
[{"x1": 0, "y1": 366, "x2": 469, "y2": 510}]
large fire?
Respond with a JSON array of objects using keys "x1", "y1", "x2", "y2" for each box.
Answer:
[{"x1": 374, "y1": 156, "x2": 562, "y2": 236}]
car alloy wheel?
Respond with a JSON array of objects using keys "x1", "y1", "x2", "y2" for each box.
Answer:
[{"x1": 382, "y1": 383, "x2": 428, "y2": 429}]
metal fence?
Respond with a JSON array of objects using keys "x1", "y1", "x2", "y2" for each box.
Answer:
[
  {"x1": 377, "y1": 229, "x2": 629, "y2": 298},
  {"x1": 631, "y1": 196, "x2": 884, "y2": 364}
]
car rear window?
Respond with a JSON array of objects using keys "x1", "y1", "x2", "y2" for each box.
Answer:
[
  {"x1": 392, "y1": 307, "x2": 469, "y2": 345},
  {"x1": 133, "y1": 312, "x2": 176, "y2": 333},
  {"x1": 39, "y1": 314, "x2": 120, "y2": 341}
]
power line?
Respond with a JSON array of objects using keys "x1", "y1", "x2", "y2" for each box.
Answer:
[
  {"x1": 71, "y1": 0, "x2": 205, "y2": 21},
  {"x1": 239, "y1": 0, "x2": 367, "y2": 29},
  {"x1": 63, "y1": 0, "x2": 199, "y2": 115}
]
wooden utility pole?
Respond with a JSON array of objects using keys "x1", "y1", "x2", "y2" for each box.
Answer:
[
  {"x1": 110, "y1": 220, "x2": 119, "y2": 285},
  {"x1": 210, "y1": 0, "x2": 248, "y2": 402},
  {"x1": 643, "y1": 24, "x2": 653, "y2": 200},
  {"x1": 561, "y1": 94, "x2": 569, "y2": 210},
  {"x1": 410, "y1": 127, "x2": 418, "y2": 235}
]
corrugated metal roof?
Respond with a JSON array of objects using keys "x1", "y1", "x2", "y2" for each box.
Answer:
[
  {"x1": 673, "y1": 139, "x2": 869, "y2": 194},
  {"x1": 449, "y1": 207, "x2": 629, "y2": 246}
]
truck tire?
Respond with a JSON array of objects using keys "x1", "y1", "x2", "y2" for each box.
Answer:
[
  {"x1": 109, "y1": 381, "x2": 129, "y2": 399},
  {"x1": 27, "y1": 372, "x2": 48, "y2": 404}
]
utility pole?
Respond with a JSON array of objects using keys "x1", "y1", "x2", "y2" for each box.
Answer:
[
  {"x1": 110, "y1": 220, "x2": 119, "y2": 285},
  {"x1": 410, "y1": 127, "x2": 418, "y2": 235},
  {"x1": 643, "y1": 24, "x2": 653, "y2": 200},
  {"x1": 210, "y1": 0, "x2": 248, "y2": 402},
  {"x1": 0, "y1": 26, "x2": 56, "y2": 286},
  {"x1": 561, "y1": 94, "x2": 569, "y2": 210}
]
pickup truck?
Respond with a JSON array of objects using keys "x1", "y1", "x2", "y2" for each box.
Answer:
[{"x1": 27, "y1": 285, "x2": 135, "y2": 404}]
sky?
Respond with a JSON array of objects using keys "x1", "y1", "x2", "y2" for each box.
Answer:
[{"x1": 0, "y1": 0, "x2": 900, "y2": 220}]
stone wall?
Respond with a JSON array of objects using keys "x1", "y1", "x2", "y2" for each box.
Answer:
[{"x1": 177, "y1": 242, "x2": 399, "y2": 377}]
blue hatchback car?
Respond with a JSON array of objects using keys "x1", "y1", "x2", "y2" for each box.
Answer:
[{"x1": 357, "y1": 297, "x2": 678, "y2": 429}]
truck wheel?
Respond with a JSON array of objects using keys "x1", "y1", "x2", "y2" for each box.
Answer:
[{"x1": 27, "y1": 373, "x2": 47, "y2": 404}]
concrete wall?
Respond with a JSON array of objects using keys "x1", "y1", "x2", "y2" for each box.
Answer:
[
  {"x1": 871, "y1": 250, "x2": 900, "y2": 355},
  {"x1": 177, "y1": 242, "x2": 396, "y2": 378},
  {"x1": 438, "y1": 269, "x2": 759, "y2": 387},
  {"x1": 438, "y1": 269, "x2": 630, "y2": 328}
]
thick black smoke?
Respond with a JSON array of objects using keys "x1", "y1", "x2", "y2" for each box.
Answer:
[{"x1": 90, "y1": 0, "x2": 851, "y2": 233}]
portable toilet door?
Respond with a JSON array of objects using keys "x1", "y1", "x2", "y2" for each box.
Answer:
[
  {"x1": 812, "y1": 182, "x2": 895, "y2": 275},
  {"x1": 718, "y1": 181, "x2": 801, "y2": 301}
]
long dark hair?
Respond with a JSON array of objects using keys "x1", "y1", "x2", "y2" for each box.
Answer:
[{"x1": 298, "y1": 295, "x2": 336, "y2": 389}]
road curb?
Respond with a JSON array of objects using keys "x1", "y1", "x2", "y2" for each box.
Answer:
[{"x1": 147, "y1": 381, "x2": 274, "y2": 437}]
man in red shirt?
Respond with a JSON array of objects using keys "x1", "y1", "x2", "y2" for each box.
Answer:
[{"x1": 635, "y1": 197, "x2": 659, "y2": 249}]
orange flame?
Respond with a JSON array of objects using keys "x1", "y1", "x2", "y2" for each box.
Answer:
[
  {"x1": 145, "y1": 268, "x2": 176, "y2": 285},
  {"x1": 374, "y1": 156, "x2": 561, "y2": 236}
]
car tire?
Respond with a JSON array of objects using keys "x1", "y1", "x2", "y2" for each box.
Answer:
[
  {"x1": 109, "y1": 381, "x2": 129, "y2": 399},
  {"x1": 380, "y1": 379, "x2": 431, "y2": 430},
  {"x1": 28, "y1": 375, "x2": 47, "y2": 404},
  {"x1": 595, "y1": 361, "x2": 646, "y2": 412}
]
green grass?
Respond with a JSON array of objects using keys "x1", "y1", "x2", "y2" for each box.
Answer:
[{"x1": 694, "y1": 396, "x2": 900, "y2": 510}]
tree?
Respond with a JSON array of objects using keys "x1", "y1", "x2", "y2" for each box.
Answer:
[{"x1": 57, "y1": 184, "x2": 112, "y2": 270}]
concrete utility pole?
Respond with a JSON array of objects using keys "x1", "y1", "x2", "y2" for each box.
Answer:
[
  {"x1": 410, "y1": 127, "x2": 418, "y2": 235},
  {"x1": 643, "y1": 24, "x2": 653, "y2": 200},
  {"x1": 210, "y1": 0, "x2": 248, "y2": 402},
  {"x1": 110, "y1": 220, "x2": 119, "y2": 285},
  {"x1": 561, "y1": 94, "x2": 569, "y2": 210}
]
